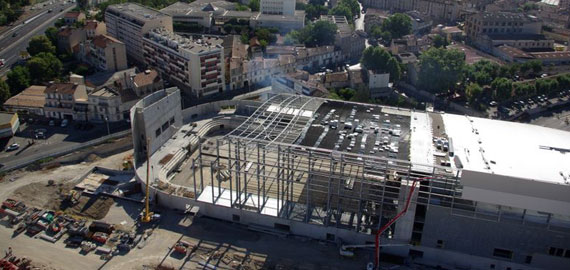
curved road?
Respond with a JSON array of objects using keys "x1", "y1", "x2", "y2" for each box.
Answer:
[{"x1": 0, "y1": 1, "x2": 76, "y2": 77}]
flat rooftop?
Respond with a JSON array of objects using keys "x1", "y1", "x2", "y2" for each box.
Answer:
[
  {"x1": 442, "y1": 114, "x2": 570, "y2": 185},
  {"x1": 146, "y1": 28, "x2": 224, "y2": 54},
  {"x1": 107, "y1": 2, "x2": 170, "y2": 21}
]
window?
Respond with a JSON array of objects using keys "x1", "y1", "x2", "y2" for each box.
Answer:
[
  {"x1": 155, "y1": 128, "x2": 161, "y2": 137},
  {"x1": 525, "y1": 255, "x2": 532, "y2": 264},
  {"x1": 162, "y1": 121, "x2": 169, "y2": 132},
  {"x1": 493, "y1": 248, "x2": 513, "y2": 259},
  {"x1": 169, "y1": 117, "x2": 175, "y2": 125},
  {"x1": 436, "y1": 240, "x2": 444, "y2": 248}
]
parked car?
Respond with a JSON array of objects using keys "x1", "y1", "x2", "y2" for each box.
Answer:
[
  {"x1": 6, "y1": 143, "x2": 19, "y2": 151},
  {"x1": 49, "y1": 120, "x2": 55, "y2": 126},
  {"x1": 61, "y1": 119, "x2": 69, "y2": 127}
]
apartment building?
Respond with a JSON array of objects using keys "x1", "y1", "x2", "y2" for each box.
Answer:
[
  {"x1": 57, "y1": 27, "x2": 86, "y2": 53},
  {"x1": 143, "y1": 28, "x2": 225, "y2": 98},
  {"x1": 105, "y1": 3, "x2": 173, "y2": 64},
  {"x1": 251, "y1": 0, "x2": 304, "y2": 32},
  {"x1": 43, "y1": 81, "x2": 89, "y2": 121},
  {"x1": 64, "y1": 11, "x2": 86, "y2": 25},
  {"x1": 77, "y1": 34, "x2": 128, "y2": 72},
  {"x1": 319, "y1": 15, "x2": 365, "y2": 61},
  {"x1": 83, "y1": 20, "x2": 106, "y2": 39}
]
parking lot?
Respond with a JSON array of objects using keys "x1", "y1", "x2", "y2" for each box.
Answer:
[
  {"x1": 490, "y1": 90, "x2": 570, "y2": 122},
  {"x1": 300, "y1": 100, "x2": 411, "y2": 161},
  {"x1": 0, "y1": 118, "x2": 130, "y2": 165}
]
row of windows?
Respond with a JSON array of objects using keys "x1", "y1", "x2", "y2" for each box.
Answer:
[
  {"x1": 548, "y1": 246, "x2": 570, "y2": 258},
  {"x1": 155, "y1": 116, "x2": 176, "y2": 138},
  {"x1": 482, "y1": 28, "x2": 523, "y2": 33}
]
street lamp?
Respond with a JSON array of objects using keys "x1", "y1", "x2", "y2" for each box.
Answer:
[{"x1": 104, "y1": 116, "x2": 110, "y2": 136}]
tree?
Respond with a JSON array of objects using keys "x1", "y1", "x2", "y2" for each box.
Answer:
[
  {"x1": 0, "y1": 79, "x2": 11, "y2": 105},
  {"x1": 490, "y1": 77, "x2": 513, "y2": 101},
  {"x1": 288, "y1": 21, "x2": 338, "y2": 47},
  {"x1": 528, "y1": 60, "x2": 542, "y2": 75},
  {"x1": 329, "y1": 4, "x2": 352, "y2": 21},
  {"x1": 45, "y1": 27, "x2": 59, "y2": 47},
  {"x1": 465, "y1": 83, "x2": 483, "y2": 105},
  {"x1": 360, "y1": 47, "x2": 401, "y2": 82},
  {"x1": 432, "y1": 34, "x2": 448, "y2": 48},
  {"x1": 27, "y1": 53, "x2": 62, "y2": 84},
  {"x1": 418, "y1": 48, "x2": 466, "y2": 93},
  {"x1": 513, "y1": 82, "x2": 535, "y2": 97},
  {"x1": 255, "y1": 28, "x2": 276, "y2": 45},
  {"x1": 381, "y1": 13, "x2": 412, "y2": 39},
  {"x1": 249, "y1": 0, "x2": 260, "y2": 11},
  {"x1": 338, "y1": 0, "x2": 360, "y2": 19},
  {"x1": 535, "y1": 78, "x2": 559, "y2": 96},
  {"x1": 27, "y1": 35, "x2": 56, "y2": 56},
  {"x1": 6, "y1": 66, "x2": 30, "y2": 95},
  {"x1": 556, "y1": 74, "x2": 570, "y2": 89},
  {"x1": 305, "y1": 4, "x2": 328, "y2": 20}
]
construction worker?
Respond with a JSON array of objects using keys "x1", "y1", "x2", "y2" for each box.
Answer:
[{"x1": 8, "y1": 247, "x2": 12, "y2": 257}]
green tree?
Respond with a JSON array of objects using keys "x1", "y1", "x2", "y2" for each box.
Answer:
[
  {"x1": 556, "y1": 74, "x2": 570, "y2": 89},
  {"x1": 490, "y1": 77, "x2": 513, "y2": 101},
  {"x1": 255, "y1": 28, "x2": 276, "y2": 45},
  {"x1": 386, "y1": 57, "x2": 401, "y2": 81},
  {"x1": 418, "y1": 48, "x2": 466, "y2": 93},
  {"x1": 6, "y1": 66, "x2": 30, "y2": 95},
  {"x1": 432, "y1": 34, "x2": 448, "y2": 48},
  {"x1": 27, "y1": 53, "x2": 62, "y2": 84},
  {"x1": 0, "y1": 79, "x2": 11, "y2": 105},
  {"x1": 45, "y1": 27, "x2": 59, "y2": 47},
  {"x1": 360, "y1": 47, "x2": 401, "y2": 82},
  {"x1": 338, "y1": 0, "x2": 360, "y2": 19},
  {"x1": 465, "y1": 83, "x2": 483, "y2": 105},
  {"x1": 27, "y1": 35, "x2": 56, "y2": 56},
  {"x1": 289, "y1": 21, "x2": 338, "y2": 47},
  {"x1": 305, "y1": 4, "x2": 328, "y2": 20},
  {"x1": 249, "y1": 0, "x2": 260, "y2": 11},
  {"x1": 513, "y1": 82, "x2": 536, "y2": 97},
  {"x1": 535, "y1": 78, "x2": 559, "y2": 96},
  {"x1": 329, "y1": 4, "x2": 352, "y2": 20},
  {"x1": 381, "y1": 13, "x2": 412, "y2": 39},
  {"x1": 338, "y1": 88, "x2": 356, "y2": 100}
]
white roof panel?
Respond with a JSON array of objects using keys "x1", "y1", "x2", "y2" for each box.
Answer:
[{"x1": 442, "y1": 113, "x2": 570, "y2": 184}]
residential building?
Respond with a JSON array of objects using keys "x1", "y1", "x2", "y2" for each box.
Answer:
[
  {"x1": 83, "y1": 20, "x2": 107, "y2": 39},
  {"x1": 323, "y1": 71, "x2": 350, "y2": 89},
  {"x1": 320, "y1": 15, "x2": 366, "y2": 61},
  {"x1": 132, "y1": 69, "x2": 164, "y2": 97},
  {"x1": 77, "y1": 34, "x2": 128, "y2": 72},
  {"x1": 64, "y1": 11, "x2": 86, "y2": 25},
  {"x1": 368, "y1": 71, "x2": 393, "y2": 98},
  {"x1": 390, "y1": 34, "x2": 431, "y2": 54},
  {"x1": 251, "y1": 0, "x2": 304, "y2": 32},
  {"x1": 43, "y1": 81, "x2": 89, "y2": 121},
  {"x1": 244, "y1": 55, "x2": 296, "y2": 85},
  {"x1": 295, "y1": 46, "x2": 343, "y2": 70},
  {"x1": 88, "y1": 85, "x2": 139, "y2": 123},
  {"x1": 364, "y1": 8, "x2": 390, "y2": 33},
  {"x1": 406, "y1": 10, "x2": 433, "y2": 34},
  {"x1": 57, "y1": 27, "x2": 87, "y2": 53},
  {"x1": 105, "y1": 3, "x2": 173, "y2": 64},
  {"x1": 143, "y1": 28, "x2": 225, "y2": 97},
  {"x1": 272, "y1": 72, "x2": 329, "y2": 96},
  {"x1": 0, "y1": 113, "x2": 20, "y2": 139},
  {"x1": 3, "y1": 85, "x2": 46, "y2": 116}
]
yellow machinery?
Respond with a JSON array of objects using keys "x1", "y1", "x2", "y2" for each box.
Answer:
[{"x1": 141, "y1": 138, "x2": 153, "y2": 223}]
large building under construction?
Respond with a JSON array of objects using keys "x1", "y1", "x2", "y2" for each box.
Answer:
[{"x1": 131, "y1": 88, "x2": 570, "y2": 270}]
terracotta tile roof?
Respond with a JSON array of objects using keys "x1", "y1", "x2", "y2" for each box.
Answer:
[
  {"x1": 65, "y1": 11, "x2": 82, "y2": 18},
  {"x1": 84, "y1": 20, "x2": 99, "y2": 30},
  {"x1": 92, "y1": 34, "x2": 122, "y2": 49},
  {"x1": 45, "y1": 83, "x2": 79, "y2": 95},
  {"x1": 133, "y1": 70, "x2": 160, "y2": 87},
  {"x1": 58, "y1": 27, "x2": 73, "y2": 37},
  {"x1": 325, "y1": 72, "x2": 349, "y2": 83},
  {"x1": 3, "y1": 85, "x2": 46, "y2": 108}
]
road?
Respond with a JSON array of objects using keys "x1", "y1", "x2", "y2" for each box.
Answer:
[
  {"x1": 0, "y1": 1, "x2": 76, "y2": 77},
  {"x1": 355, "y1": 2, "x2": 365, "y2": 31}
]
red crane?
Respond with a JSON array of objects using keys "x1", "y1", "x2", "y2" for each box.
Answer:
[{"x1": 374, "y1": 176, "x2": 434, "y2": 269}]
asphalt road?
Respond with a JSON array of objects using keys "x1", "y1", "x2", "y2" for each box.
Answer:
[{"x1": 0, "y1": 1, "x2": 76, "y2": 77}]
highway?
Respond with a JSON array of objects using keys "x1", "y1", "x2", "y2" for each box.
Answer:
[{"x1": 0, "y1": 1, "x2": 76, "y2": 77}]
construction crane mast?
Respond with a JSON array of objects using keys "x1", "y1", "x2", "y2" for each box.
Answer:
[{"x1": 141, "y1": 137, "x2": 152, "y2": 223}]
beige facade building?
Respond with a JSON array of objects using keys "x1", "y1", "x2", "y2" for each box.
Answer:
[
  {"x1": 362, "y1": 0, "x2": 461, "y2": 22},
  {"x1": 143, "y1": 28, "x2": 225, "y2": 98},
  {"x1": 320, "y1": 15, "x2": 366, "y2": 61},
  {"x1": 105, "y1": 3, "x2": 173, "y2": 64},
  {"x1": 77, "y1": 34, "x2": 128, "y2": 72},
  {"x1": 3, "y1": 85, "x2": 46, "y2": 116},
  {"x1": 43, "y1": 81, "x2": 89, "y2": 121},
  {"x1": 465, "y1": 12, "x2": 552, "y2": 52},
  {"x1": 57, "y1": 27, "x2": 87, "y2": 53},
  {"x1": 83, "y1": 20, "x2": 107, "y2": 39}
]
